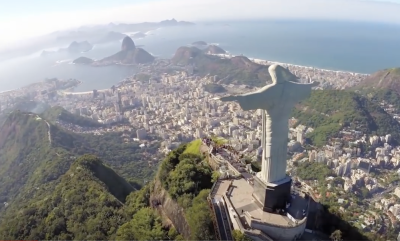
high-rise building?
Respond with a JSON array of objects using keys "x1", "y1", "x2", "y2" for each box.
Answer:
[{"x1": 296, "y1": 131, "x2": 304, "y2": 144}]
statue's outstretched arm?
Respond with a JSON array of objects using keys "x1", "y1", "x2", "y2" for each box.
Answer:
[
  {"x1": 287, "y1": 81, "x2": 319, "y2": 87},
  {"x1": 216, "y1": 89, "x2": 262, "y2": 102}
]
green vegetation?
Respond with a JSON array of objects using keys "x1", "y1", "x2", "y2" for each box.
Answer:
[
  {"x1": 135, "y1": 73, "x2": 151, "y2": 83},
  {"x1": 232, "y1": 230, "x2": 252, "y2": 241},
  {"x1": 116, "y1": 207, "x2": 166, "y2": 241},
  {"x1": 158, "y1": 144, "x2": 216, "y2": 240},
  {"x1": 0, "y1": 154, "x2": 175, "y2": 240},
  {"x1": 360, "y1": 88, "x2": 400, "y2": 112},
  {"x1": 183, "y1": 139, "x2": 202, "y2": 155},
  {"x1": 203, "y1": 83, "x2": 227, "y2": 93},
  {"x1": 0, "y1": 110, "x2": 157, "y2": 214},
  {"x1": 42, "y1": 106, "x2": 102, "y2": 127},
  {"x1": 0, "y1": 155, "x2": 132, "y2": 239},
  {"x1": 251, "y1": 161, "x2": 261, "y2": 172},
  {"x1": 296, "y1": 161, "x2": 332, "y2": 182},
  {"x1": 389, "y1": 67, "x2": 400, "y2": 75},
  {"x1": 0, "y1": 110, "x2": 168, "y2": 240},
  {"x1": 293, "y1": 90, "x2": 400, "y2": 146},
  {"x1": 0, "y1": 110, "x2": 218, "y2": 240},
  {"x1": 211, "y1": 136, "x2": 228, "y2": 145}
]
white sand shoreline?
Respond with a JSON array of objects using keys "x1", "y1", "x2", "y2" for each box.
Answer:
[{"x1": 211, "y1": 53, "x2": 370, "y2": 76}]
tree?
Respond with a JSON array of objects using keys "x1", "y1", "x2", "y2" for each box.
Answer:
[
  {"x1": 212, "y1": 171, "x2": 220, "y2": 182},
  {"x1": 167, "y1": 227, "x2": 179, "y2": 240},
  {"x1": 232, "y1": 230, "x2": 252, "y2": 241},
  {"x1": 116, "y1": 208, "x2": 167, "y2": 241},
  {"x1": 360, "y1": 187, "x2": 370, "y2": 199},
  {"x1": 186, "y1": 190, "x2": 215, "y2": 240},
  {"x1": 330, "y1": 229, "x2": 343, "y2": 241}
]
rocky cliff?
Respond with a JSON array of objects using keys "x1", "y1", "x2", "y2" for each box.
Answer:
[
  {"x1": 150, "y1": 178, "x2": 191, "y2": 239},
  {"x1": 121, "y1": 36, "x2": 136, "y2": 51}
]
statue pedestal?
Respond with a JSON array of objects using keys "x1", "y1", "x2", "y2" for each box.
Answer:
[{"x1": 252, "y1": 175, "x2": 292, "y2": 213}]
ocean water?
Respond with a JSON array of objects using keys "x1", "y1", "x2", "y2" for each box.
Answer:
[{"x1": 0, "y1": 20, "x2": 399, "y2": 92}]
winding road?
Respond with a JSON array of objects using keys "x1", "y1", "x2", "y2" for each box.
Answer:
[
  {"x1": 44, "y1": 119, "x2": 52, "y2": 145},
  {"x1": 28, "y1": 113, "x2": 52, "y2": 145}
]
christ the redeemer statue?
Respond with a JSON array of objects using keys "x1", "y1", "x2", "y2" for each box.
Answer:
[{"x1": 218, "y1": 64, "x2": 318, "y2": 184}]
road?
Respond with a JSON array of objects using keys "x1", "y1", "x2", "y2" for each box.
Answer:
[
  {"x1": 366, "y1": 185, "x2": 397, "y2": 203},
  {"x1": 44, "y1": 119, "x2": 52, "y2": 145},
  {"x1": 28, "y1": 113, "x2": 52, "y2": 145}
]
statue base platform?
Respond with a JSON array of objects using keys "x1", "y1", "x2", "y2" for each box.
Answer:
[{"x1": 252, "y1": 175, "x2": 292, "y2": 213}]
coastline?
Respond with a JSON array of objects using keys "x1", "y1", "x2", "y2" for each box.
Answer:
[
  {"x1": 211, "y1": 53, "x2": 370, "y2": 76},
  {"x1": 0, "y1": 78, "x2": 83, "y2": 96}
]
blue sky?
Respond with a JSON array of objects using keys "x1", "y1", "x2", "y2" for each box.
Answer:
[{"x1": 1, "y1": 0, "x2": 400, "y2": 47}]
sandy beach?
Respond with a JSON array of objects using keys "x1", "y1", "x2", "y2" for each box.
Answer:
[{"x1": 211, "y1": 53, "x2": 370, "y2": 77}]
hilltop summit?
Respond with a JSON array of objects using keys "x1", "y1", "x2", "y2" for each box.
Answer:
[
  {"x1": 171, "y1": 46, "x2": 291, "y2": 87},
  {"x1": 121, "y1": 36, "x2": 136, "y2": 51},
  {"x1": 356, "y1": 68, "x2": 400, "y2": 94}
]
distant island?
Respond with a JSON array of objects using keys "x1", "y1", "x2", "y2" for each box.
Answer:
[
  {"x1": 192, "y1": 41, "x2": 208, "y2": 46},
  {"x1": 41, "y1": 41, "x2": 93, "y2": 57},
  {"x1": 0, "y1": 19, "x2": 196, "y2": 62},
  {"x1": 54, "y1": 18, "x2": 195, "y2": 45},
  {"x1": 73, "y1": 36, "x2": 154, "y2": 66},
  {"x1": 190, "y1": 41, "x2": 226, "y2": 54},
  {"x1": 73, "y1": 57, "x2": 94, "y2": 65},
  {"x1": 131, "y1": 32, "x2": 146, "y2": 39}
]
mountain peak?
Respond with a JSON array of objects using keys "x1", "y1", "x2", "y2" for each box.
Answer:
[
  {"x1": 121, "y1": 36, "x2": 136, "y2": 51},
  {"x1": 71, "y1": 155, "x2": 136, "y2": 202},
  {"x1": 356, "y1": 67, "x2": 400, "y2": 94}
]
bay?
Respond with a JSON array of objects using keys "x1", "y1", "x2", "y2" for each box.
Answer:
[{"x1": 0, "y1": 19, "x2": 399, "y2": 92}]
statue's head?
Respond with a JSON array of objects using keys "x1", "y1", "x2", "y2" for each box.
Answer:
[{"x1": 268, "y1": 64, "x2": 298, "y2": 84}]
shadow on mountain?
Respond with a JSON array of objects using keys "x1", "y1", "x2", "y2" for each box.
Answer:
[{"x1": 307, "y1": 200, "x2": 372, "y2": 240}]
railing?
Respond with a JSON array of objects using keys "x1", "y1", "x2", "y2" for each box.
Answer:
[
  {"x1": 218, "y1": 199, "x2": 233, "y2": 241},
  {"x1": 207, "y1": 196, "x2": 222, "y2": 241}
]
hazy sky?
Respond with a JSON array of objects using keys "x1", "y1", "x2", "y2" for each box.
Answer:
[{"x1": 1, "y1": 0, "x2": 400, "y2": 47}]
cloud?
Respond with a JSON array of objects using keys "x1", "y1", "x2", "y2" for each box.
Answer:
[{"x1": 0, "y1": 0, "x2": 400, "y2": 48}]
